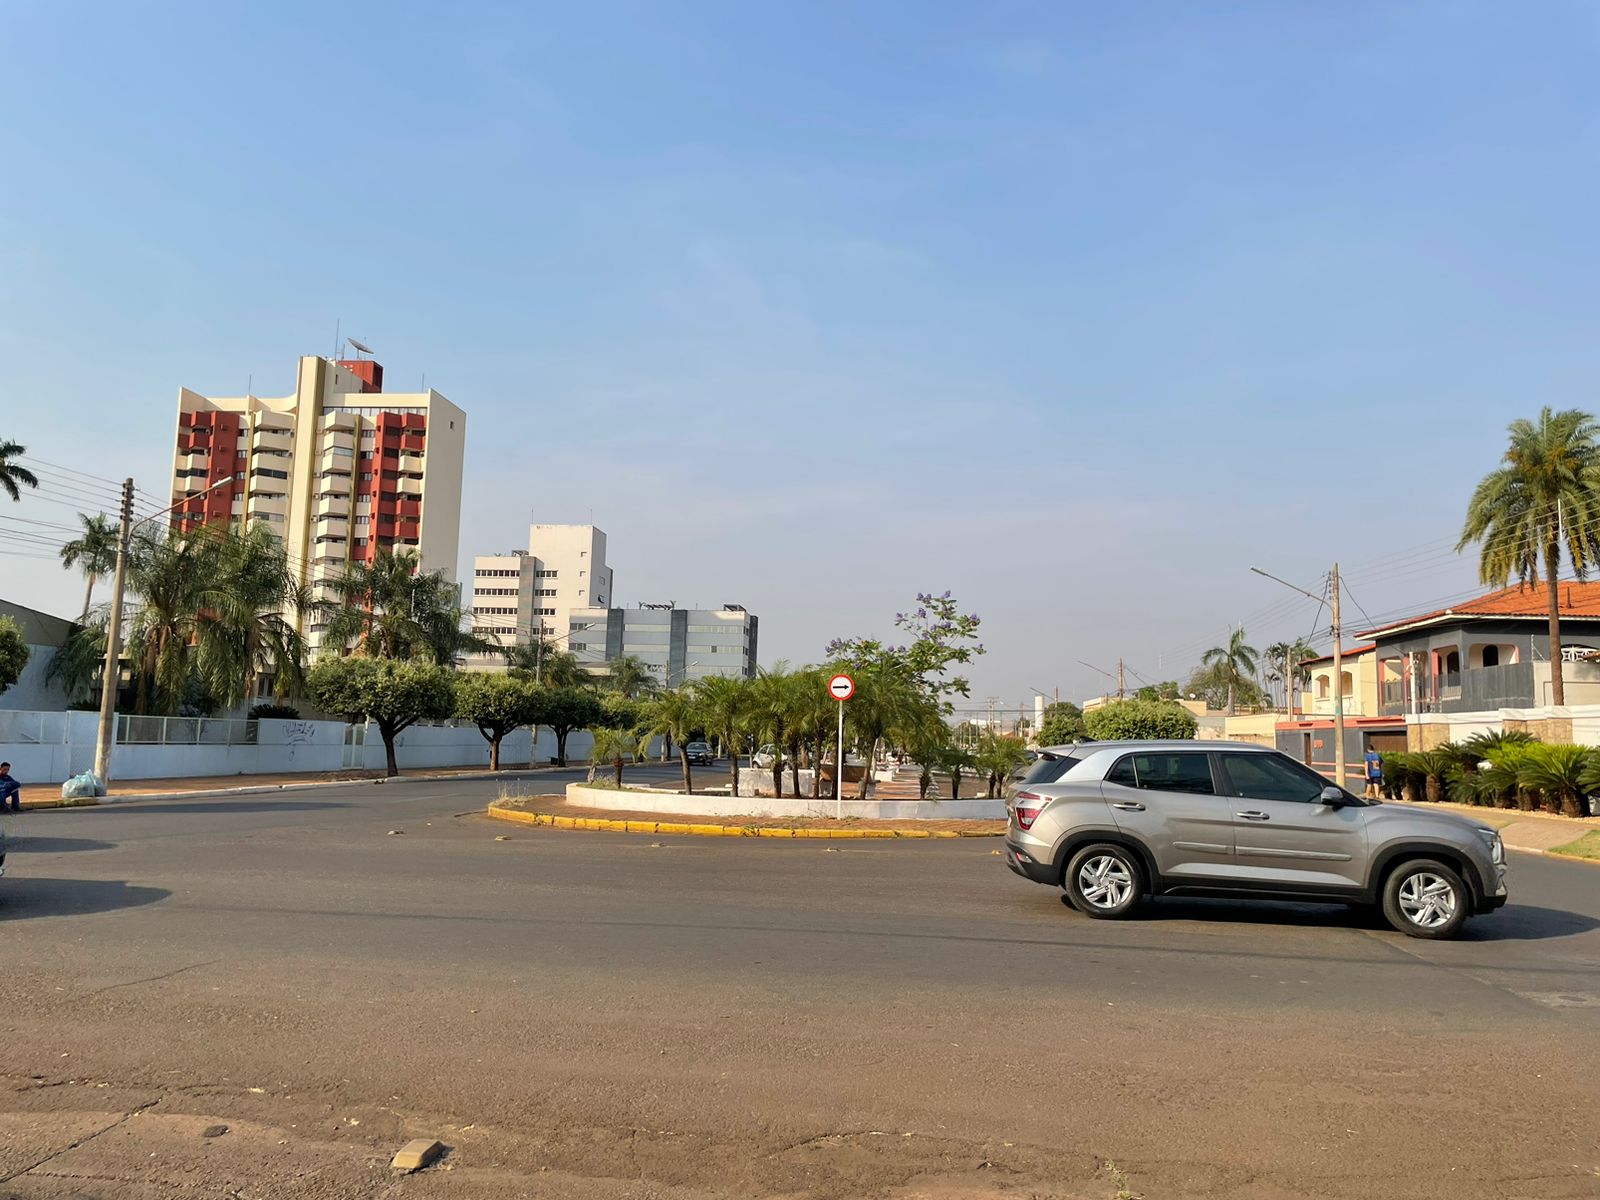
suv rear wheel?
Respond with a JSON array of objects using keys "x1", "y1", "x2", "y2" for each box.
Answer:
[
  {"x1": 1381, "y1": 859, "x2": 1469, "y2": 939},
  {"x1": 1065, "y1": 844, "x2": 1143, "y2": 919}
]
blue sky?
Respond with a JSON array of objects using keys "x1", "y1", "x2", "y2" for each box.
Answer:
[{"x1": 3, "y1": 1, "x2": 1598, "y2": 708}]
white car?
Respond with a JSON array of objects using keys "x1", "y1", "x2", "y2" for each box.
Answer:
[{"x1": 753, "y1": 744, "x2": 783, "y2": 769}]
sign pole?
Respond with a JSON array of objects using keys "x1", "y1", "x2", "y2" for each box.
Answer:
[{"x1": 836, "y1": 698, "x2": 845, "y2": 819}]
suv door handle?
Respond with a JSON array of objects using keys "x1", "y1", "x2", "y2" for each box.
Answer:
[
  {"x1": 1237, "y1": 810, "x2": 1271, "y2": 821},
  {"x1": 1110, "y1": 801, "x2": 1146, "y2": 812}
]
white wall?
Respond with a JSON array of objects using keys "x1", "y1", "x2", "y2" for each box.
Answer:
[
  {"x1": 0, "y1": 644, "x2": 72, "y2": 712},
  {"x1": 563, "y1": 782, "x2": 1006, "y2": 820}
]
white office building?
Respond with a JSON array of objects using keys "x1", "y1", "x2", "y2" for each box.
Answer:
[{"x1": 467, "y1": 524, "x2": 613, "y2": 668}]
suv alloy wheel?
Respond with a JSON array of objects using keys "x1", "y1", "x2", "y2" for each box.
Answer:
[
  {"x1": 1065, "y1": 843, "x2": 1144, "y2": 919},
  {"x1": 1381, "y1": 859, "x2": 1469, "y2": 939}
]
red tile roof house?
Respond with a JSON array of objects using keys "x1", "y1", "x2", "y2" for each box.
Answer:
[{"x1": 1275, "y1": 582, "x2": 1600, "y2": 780}]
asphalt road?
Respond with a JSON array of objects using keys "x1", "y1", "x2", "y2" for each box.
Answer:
[{"x1": 2, "y1": 770, "x2": 1598, "y2": 1200}]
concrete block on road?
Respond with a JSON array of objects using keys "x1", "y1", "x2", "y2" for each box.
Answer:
[{"x1": 391, "y1": 1138, "x2": 444, "y2": 1172}]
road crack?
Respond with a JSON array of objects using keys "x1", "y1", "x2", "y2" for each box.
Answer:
[
  {"x1": 75, "y1": 960, "x2": 218, "y2": 999},
  {"x1": 0, "y1": 1098, "x2": 161, "y2": 1183}
]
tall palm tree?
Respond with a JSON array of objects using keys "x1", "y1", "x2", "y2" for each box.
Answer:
[
  {"x1": 606, "y1": 654, "x2": 660, "y2": 699},
  {"x1": 1263, "y1": 637, "x2": 1317, "y2": 713},
  {"x1": 642, "y1": 687, "x2": 702, "y2": 794},
  {"x1": 694, "y1": 674, "x2": 750, "y2": 793},
  {"x1": 59, "y1": 513, "x2": 120, "y2": 622},
  {"x1": 1202, "y1": 628, "x2": 1259, "y2": 716},
  {"x1": 1457, "y1": 407, "x2": 1600, "y2": 705},
  {"x1": 746, "y1": 664, "x2": 796, "y2": 797},
  {"x1": 324, "y1": 548, "x2": 494, "y2": 664},
  {"x1": 0, "y1": 440, "x2": 38, "y2": 501}
]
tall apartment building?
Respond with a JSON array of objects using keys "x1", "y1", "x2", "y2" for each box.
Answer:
[
  {"x1": 568, "y1": 604, "x2": 758, "y2": 684},
  {"x1": 467, "y1": 524, "x2": 614, "y2": 667},
  {"x1": 169, "y1": 353, "x2": 466, "y2": 653}
]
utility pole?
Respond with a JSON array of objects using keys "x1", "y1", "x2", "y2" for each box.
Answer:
[
  {"x1": 1284, "y1": 643, "x2": 1295, "y2": 716},
  {"x1": 1331, "y1": 561, "x2": 1345, "y2": 791},
  {"x1": 92, "y1": 479, "x2": 136, "y2": 789},
  {"x1": 1250, "y1": 562, "x2": 1347, "y2": 790},
  {"x1": 1117, "y1": 657, "x2": 1125, "y2": 699}
]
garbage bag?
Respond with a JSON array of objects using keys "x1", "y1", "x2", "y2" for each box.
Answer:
[{"x1": 61, "y1": 771, "x2": 104, "y2": 800}]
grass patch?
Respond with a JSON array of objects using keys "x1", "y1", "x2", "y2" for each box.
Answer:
[{"x1": 1550, "y1": 830, "x2": 1600, "y2": 861}]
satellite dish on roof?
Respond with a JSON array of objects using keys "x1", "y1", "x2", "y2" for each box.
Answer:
[{"x1": 347, "y1": 338, "x2": 374, "y2": 355}]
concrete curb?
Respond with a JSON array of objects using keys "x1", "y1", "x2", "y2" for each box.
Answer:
[
  {"x1": 486, "y1": 802, "x2": 1002, "y2": 839},
  {"x1": 16, "y1": 765, "x2": 571, "y2": 810}
]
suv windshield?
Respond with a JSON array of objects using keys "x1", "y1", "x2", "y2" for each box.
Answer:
[{"x1": 1015, "y1": 751, "x2": 1080, "y2": 788}]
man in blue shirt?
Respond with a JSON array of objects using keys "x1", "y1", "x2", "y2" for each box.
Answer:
[
  {"x1": 0, "y1": 762, "x2": 20, "y2": 813},
  {"x1": 1363, "y1": 748, "x2": 1384, "y2": 800}
]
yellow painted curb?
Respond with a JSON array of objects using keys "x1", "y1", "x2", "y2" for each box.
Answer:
[{"x1": 485, "y1": 802, "x2": 1001, "y2": 839}]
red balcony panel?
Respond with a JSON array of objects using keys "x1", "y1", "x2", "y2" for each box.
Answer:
[{"x1": 396, "y1": 500, "x2": 421, "y2": 519}]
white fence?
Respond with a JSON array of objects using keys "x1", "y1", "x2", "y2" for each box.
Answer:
[{"x1": 0, "y1": 711, "x2": 551, "y2": 782}]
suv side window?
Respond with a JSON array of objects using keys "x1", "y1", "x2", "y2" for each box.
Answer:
[
  {"x1": 1108, "y1": 752, "x2": 1215, "y2": 795},
  {"x1": 1219, "y1": 752, "x2": 1328, "y2": 804}
]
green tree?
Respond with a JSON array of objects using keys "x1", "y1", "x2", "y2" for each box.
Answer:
[
  {"x1": 59, "y1": 513, "x2": 119, "y2": 622},
  {"x1": 1518, "y1": 742, "x2": 1590, "y2": 818},
  {"x1": 975, "y1": 730, "x2": 1030, "y2": 797},
  {"x1": 1037, "y1": 700, "x2": 1086, "y2": 746},
  {"x1": 642, "y1": 687, "x2": 703, "y2": 794},
  {"x1": 1083, "y1": 699, "x2": 1198, "y2": 740},
  {"x1": 119, "y1": 524, "x2": 314, "y2": 713},
  {"x1": 587, "y1": 725, "x2": 641, "y2": 787},
  {"x1": 0, "y1": 615, "x2": 29, "y2": 695},
  {"x1": 826, "y1": 590, "x2": 985, "y2": 703},
  {"x1": 305, "y1": 656, "x2": 455, "y2": 777},
  {"x1": 1201, "y1": 628, "x2": 1259, "y2": 716},
  {"x1": 454, "y1": 672, "x2": 542, "y2": 770},
  {"x1": 0, "y1": 439, "x2": 38, "y2": 502},
  {"x1": 745, "y1": 666, "x2": 796, "y2": 797},
  {"x1": 1457, "y1": 407, "x2": 1600, "y2": 705},
  {"x1": 694, "y1": 674, "x2": 751, "y2": 794},
  {"x1": 504, "y1": 639, "x2": 588, "y2": 688},
  {"x1": 541, "y1": 686, "x2": 604, "y2": 767},
  {"x1": 926, "y1": 743, "x2": 974, "y2": 800},
  {"x1": 1133, "y1": 681, "x2": 1181, "y2": 702},
  {"x1": 605, "y1": 654, "x2": 660, "y2": 699},
  {"x1": 326, "y1": 549, "x2": 496, "y2": 664},
  {"x1": 1262, "y1": 639, "x2": 1317, "y2": 712}
]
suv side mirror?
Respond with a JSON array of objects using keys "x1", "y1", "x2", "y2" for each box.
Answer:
[{"x1": 1319, "y1": 785, "x2": 1349, "y2": 807}]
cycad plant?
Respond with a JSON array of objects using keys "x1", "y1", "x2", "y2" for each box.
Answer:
[
  {"x1": 1480, "y1": 742, "x2": 1538, "y2": 811},
  {"x1": 1517, "y1": 742, "x2": 1591, "y2": 817},
  {"x1": 1411, "y1": 749, "x2": 1456, "y2": 804},
  {"x1": 587, "y1": 724, "x2": 640, "y2": 788}
]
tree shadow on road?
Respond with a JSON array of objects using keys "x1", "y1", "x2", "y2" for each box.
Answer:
[
  {"x1": 1108, "y1": 895, "x2": 1599, "y2": 941},
  {"x1": 0, "y1": 877, "x2": 170, "y2": 920},
  {"x1": 7, "y1": 836, "x2": 117, "y2": 853}
]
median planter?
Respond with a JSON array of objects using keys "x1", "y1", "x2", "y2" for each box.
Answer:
[{"x1": 563, "y1": 781, "x2": 1005, "y2": 821}]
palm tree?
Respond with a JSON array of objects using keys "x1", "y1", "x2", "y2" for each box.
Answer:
[
  {"x1": 1202, "y1": 628, "x2": 1259, "y2": 716},
  {"x1": 203, "y1": 524, "x2": 321, "y2": 704},
  {"x1": 606, "y1": 654, "x2": 660, "y2": 699},
  {"x1": 587, "y1": 725, "x2": 640, "y2": 788},
  {"x1": 504, "y1": 639, "x2": 588, "y2": 688},
  {"x1": 642, "y1": 687, "x2": 702, "y2": 794},
  {"x1": 324, "y1": 548, "x2": 494, "y2": 664},
  {"x1": 745, "y1": 665, "x2": 795, "y2": 797},
  {"x1": 1263, "y1": 637, "x2": 1317, "y2": 713},
  {"x1": 694, "y1": 674, "x2": 750, "y2": 793},
  {"x1": 59, "y1": 513, "x2": 119, "y2": 621},
  {"x1": 0, "y1": 439, "x2": 38, "y2": 501},
  {"x1": 1458, "y1": 407, "x2": 1600, "y2": 705}
]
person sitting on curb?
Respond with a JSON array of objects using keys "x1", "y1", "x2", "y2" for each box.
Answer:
[{"x1": 0, "y1": 762, "x2": 21, "y2": 813}]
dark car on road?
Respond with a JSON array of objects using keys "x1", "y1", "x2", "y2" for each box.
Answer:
[{"x1": 684, "y1": 741, "x2": 715, "y2": 765}]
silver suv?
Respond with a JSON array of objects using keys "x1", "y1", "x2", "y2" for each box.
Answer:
[{"x1": 1004, "y1": 740, "x2": 1507, "y2": 939}]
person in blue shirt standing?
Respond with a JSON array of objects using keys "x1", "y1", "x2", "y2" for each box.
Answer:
[
  {"x1": 1363, "y1": 747, "x2": 1384, "y2": 800},
  {"x1": 0, "y1": 762, "x2": 20, "y2": 813}
]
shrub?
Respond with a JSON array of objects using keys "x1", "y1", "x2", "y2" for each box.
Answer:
[
  {"x1": 1381, "y1": 752, "x2": 1423, "y2": 802},
  {"x1": 1518, "y1": 743, "x2": 1591, "y2": 818},
  {"x1": 1411, "y1": 750, "x2": 1456, "y2": 804},
  {"x1": 249, "y1": 702, "x2": 301, "y2": 720},
  {"x1": 1083, "y1": 700, "x2": 1197, "y2": 741}
]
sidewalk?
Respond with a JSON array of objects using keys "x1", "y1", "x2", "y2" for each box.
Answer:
[
  {"x1": 14, "y1": 761, "x2": 563, "y2": 810},
  {"x1": 1396, "y1": 799, "x2": 1600, "y2": 857}
]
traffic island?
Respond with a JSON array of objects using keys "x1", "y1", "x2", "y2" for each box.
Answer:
[{"x1": 487, "y1": 796, "x2": 1006, "y2": 839}]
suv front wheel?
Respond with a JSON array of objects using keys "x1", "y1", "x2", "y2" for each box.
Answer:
[
  {"x1": 1065, "y1": 844, "x2": 1144, "y2": 919},
  {"x1": 1382, "y1": 859, "x2": 1469, "y2": 939}
]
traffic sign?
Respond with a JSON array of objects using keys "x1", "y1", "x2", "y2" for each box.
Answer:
[{"x1": 828, "y1": 673, "x2": 855, "y2": 701}]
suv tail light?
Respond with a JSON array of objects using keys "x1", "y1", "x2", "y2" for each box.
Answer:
[{"x1": 1014, "y1": 790, "x2": 1047, "y2": 830}]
